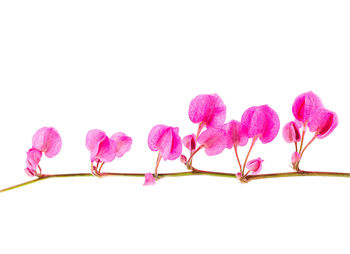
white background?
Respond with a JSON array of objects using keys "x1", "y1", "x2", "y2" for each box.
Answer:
[{"x1": 1, "y1": 0, "x2": 349, "y2": 253}]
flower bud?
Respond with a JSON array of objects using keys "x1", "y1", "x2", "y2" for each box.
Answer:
[
  {"x1": 143, "y1": 173, "x2": 156, "y2": 186},
  {"x1": 246, "y1": 158, "x2": 264, "y2": 175},
  {"x1": 180, "y1": 154, "x2": 187, "y2": 164},
  {"x1": 183, "y1": 134, "x2": 196, "y2": 151},
  {"x1": 282, "y1": 121, "x2": 301, "y2": 143},
  {"x1": 291, "y1": 152, "x2": 301, "y2": 165}
]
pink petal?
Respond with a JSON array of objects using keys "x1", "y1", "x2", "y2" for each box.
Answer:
[
  {"x1": 110, "y1": 132, "x2": 133, "y2": 158},
  {"x1": 157, "y1": 128, "x2": 173, "y2": 160},
  {"x1": 282, "y1": 121, "x2": 301, "y2": 143},
  {"x1": 93, "y1": 136, "x2": 117, "y2": 163},
  {"x1": 223, "y1": 120, "x2": 248, "y2": 149},
  {"x1": 86, "y1": 129, "x2": 107, "y2": 152},
  {"x1": 32, "y1": 127, "x2": 62, "y2": 158},
  {"x1": 309, "y1": 108, "x2": 338, "y2": 139},
  {"x1": 260, "y1": 105, "x2": 280, "y2": 144},
  {"x1": 148, "y1": 125, "x2": 182, "y2": 161},
  {"x1": 166, "y1": 128, "x2": 182, "y2": 160},
  {"x1": 26, "y1": 148, "x2": 42, "y2": 170},
  {"x1": 143, "y1": 173, "x2": 156, "y2": 186},
  {"x1": 147, "y1": 125, "x2": 169, "y2": 151},
  {"x1": 241, "y1": 105, "x2": 280, "y2": 144},
  {"x1": 197, "y1": 128, "x2": 227, "y2": 156},
  {"x1": 183, "y1": 134, "x2": 196, "y2": 151},
  {"x1": 188, "y1": 94, "x2": 226, "y2": 128},
  {"x1": 292, "y1": 91, "x2": 324, "y2": 124}
]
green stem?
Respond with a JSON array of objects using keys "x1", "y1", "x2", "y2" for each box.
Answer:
[{"x1": 3, "y1": 169, "x2": 350, "y2": 193}]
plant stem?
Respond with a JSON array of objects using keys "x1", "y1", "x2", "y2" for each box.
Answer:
[
  {"x1": 154, "y1": 152, "x2": 162, "y2": 177},
  {"x1": 242, "y1": 137, "x2": 257, "y2": 174},
  {"x1": 233, "y1": 145, "x2": 242, "y2": 172},
  {"x1": 3, "y1": 169, "x2": 350, "y2": 193},
  {"x1": 299, "y1": 122, "x2": 307, "y2": 153}
]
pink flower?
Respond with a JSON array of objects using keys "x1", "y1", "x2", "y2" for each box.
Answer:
[
  {"x1": 197, "y1": 128, "x2": 227, "y2": 156},
  {"x1": 24, "y1": 148, "x2": 42, "y2": 177},
  {"x1": 241, "y1": 105, "x2": 280, "y2": 144},
  {"x1": 86, "y1": 129, "x2": 117, "y2": 163},
  {"x1": 148, "y1": 125, "x2": 182, "y2": 160},
  {"x1": 143, "y1": 173, "x2": 156, "y2": 186},
  {"x1": 223, "y1": 120, "x2": 249, "y2": 149},
  {"x1": 32, "y1": 127, "x2": 62, "y2": 158},
  {"x1": 282, "y1": 121, "x2": 301, "y2": 143},
  {"x1": 291, "y1": 152, "x2": 301, "y2": 165},
  {"x1": 308, "y1": 108, "x2": 338, "y2": 139},
  {"x1": 246, "y1": 158, "x2": 264, "y2": 175},
  {"x1": 110, "y1": 132, "x2": 133, "y2": 158},
  {"x1": 183, "y1": 134, "x2": 196, "y2": 152},
  {"x1": 188, "y1": 94, "x2": 226, "y2": 129},
  {"x1": 292, "y1": 91, "x2": 324, "y2": 124}
]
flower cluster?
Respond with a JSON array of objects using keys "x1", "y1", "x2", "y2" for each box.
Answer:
[
  {"x1": 85, "y1": 129, "x2": 132, "y2": 175},
  {"x1": 25, "y1": 127, "x2": 62, "y2": 177},
  {"x1": 282, "y1": 91, "x2": 338, "y2": 170},
  {"x1": 147, "y1": 93, "x2": 280, "y2": 183},
  {"x1": 23, "y1": 91, "x2": 338, "y2": 187}
]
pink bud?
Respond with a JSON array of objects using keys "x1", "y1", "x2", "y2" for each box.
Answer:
[
  {"x1": 180, "y1": 154, "x2": 187, "y2": 164},
  {"x1": 246, "y1": 158, "x2": 264, "y2": 175},
  {"x1": 143, "y1": 173, "x2": 156, "y2": 186},
  {"x1": 291, "y1": 152, "x2": 301, "y2": 165},
  {"x1": 282, "y1": 121, "x2": 301, "y2": 143},
  {"x1": 183, "y1": 134, "x2": 196, "y2": 151},
  {"x1": 236, "y1": 172, "x2": 243, "y2": 179}
]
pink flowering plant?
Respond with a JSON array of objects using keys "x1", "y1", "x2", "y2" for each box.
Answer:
[{"x1": 0, "y1": 91, "x2": 343, "y2": 192}]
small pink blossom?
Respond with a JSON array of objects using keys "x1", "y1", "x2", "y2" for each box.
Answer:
[
  {"x1": 292, "y1": 91, "x2": 324, "y2": 124},
  {"x1": 32, "y1": 127, "x2": 62, "y2": 158},
  {"x1": 188, "y1": 94, "x2": 226, "y2": 129},
  {"x1": 241, "y1": 105, "x2": 280, "y2": 144},
  {"x1": 308, "y1": 108, "x2": 338, "y2": 139},
  {"x1": 148, "y1": 125, "x2": 182, "y2": 160},
  {"x1": 246, "y1": 158, "x2": 264, "y2": 175},
  {"x1": 86, "y1": 129, "x2": 117, "y2": 163},
  {"x1": 282, "y1": 121, "x2": 301, "y2": 143},
  {"x1": 110, "y1": 132, "x2": 133, "y2": 158},
  {"x1": 183, "y1": 134, "x2": 196, "y2": 152},
  {"x1": 223, "y1": 120, "x2": 249, "y2": 149},
  {"x1": 143, "y1": 173, "x2": 156, "y2": 186},
  {"x1": 291, "y1": 152, "x2": 301, "y2": 165},
  {"x1": 197, "y1": 128, "x2": 227, "y2": 156},
  {"x1": 24, "y1": 148, "x2": 42, "y2": 177}
]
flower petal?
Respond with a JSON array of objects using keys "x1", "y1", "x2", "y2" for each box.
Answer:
[
  {"x1": 111, "y1": 132, "x2": 133, "y2": 158},
  {"x1": 197, "y1": 128, "x2": 227, "y2": 156},
  {"x1": 32, "y1": 127, "x2": 62, "y2": 158},
  {"x1": 292, "y1": 91, "x2": 324, "y2": 123},
  {"x1": 188, "y1": 94, "x2": 226, "y2": 128}
]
